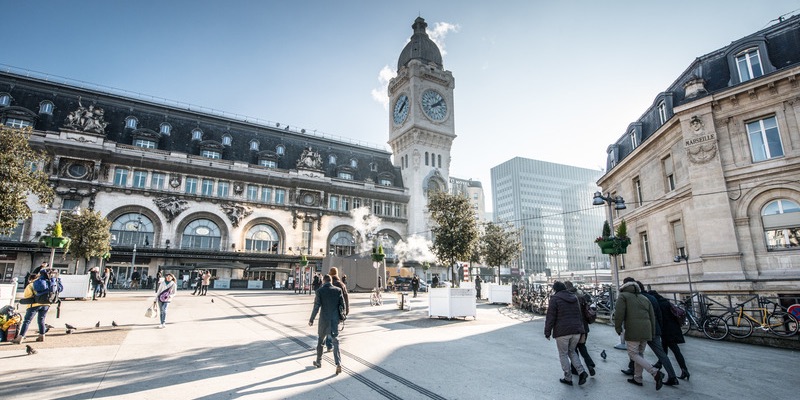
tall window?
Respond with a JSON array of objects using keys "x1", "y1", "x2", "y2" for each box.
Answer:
[
  {"x1": 330, "y1": 231, "x2": 355, "y2": 256},
  {"x1": 640, "y1": 232, "x2": 651, "y2": 266},
  {"x1": 633, "y1": 177, "x2": 642, "y2": 208},
  {"x1": 0, "y1": 93, "x2": 10, "y2": 106},
  {"x1": 217, "y1": 181, "x2": 229, "y2": 198},
  {"x1": 353, "y1": 198, "x2": 361, "y2": 209},
  {"x1": 276, "y1": 145, "x2": 285, "y2": 155},
  {"x1": 671, "y1": 220, "x2": 686, "y2": 257},
  {"x1": 629, "y1": 129, "x2": 639, "y2": 150},
  {"x1": 438, "y1": 154, "x2": 442, "y2": 168},
  {"x1": 302, "y1": 221, "x2": 312, "y2": 251},
  {"x1": 113, "y1": 168, "x2": 128, "y2": 186},
  {"x1": 350, "y1": 159, "x2": 358, "y2": 168},
  {"x1": 245, "y1": 224, "x2": 280, "y2": 253},
  {"x1": 275, "y1": 189, "x2": 286, "y2": 204},
  {"x1": 39, "y1": 101, "x2": 54, "y2": 115},
  {"x1": 373, "y1": 201, "x2": 381, "y2": 215},
  {"x1": 329, "y1": 155, "x2": 337, "y2": 164},
  {"x1": 132, "y1": 170, "x2": 147, "y2": 188},
  {"x1": 181, "y1": 219, "x2": 222, "y2": 250},
  {"x1": 151, "y1": 173, "x2": 165, "y2": 190},
  {"x1": 111, "y1": 213, "x2": 154, "y2": 246},
  {"x1": 160, "y1": 123, "x2": 172, "y2": 135},
  {"x1": 125, "y1": 117, "x2": 138, "y2": 129},
  {"x1": 222, "y1": 134, "x2": 232, "y2": 146},
  {"x1": 191, "y1": 129, "x2": 203, "y2": 141},
  {"x1": 185, "y1": 177, "x2": 198, "y2": 194},
  {"x1": 425, "y1": 152, "x2": 429, "y2": 166},
  {"x1": 662, "y1": 155, "x2": 675, "y2": 191},
  {"x1": 762, "y1": 199, "x2": 800, "y2": 250},
  {"x1": 329, "y1": 195, "x2": 339, "y2": 211},
  {"x1": 394, "y1": 203, "x2": 402, "y2": 217},
  {"x1": 657, "y1": 102, "x2": 667, "y2": 125},
  {"x1": 201, "y1": 179, "x2": 214, "y2": 196},
  {"x1": 261, "y1": 187, "x2": 272, "y2": 203},
  {"x1": 342, "y1": 197, "x2": 350, "y2": 211},
  {"x1": 747, "y1": 116, "x2": 783, "y2": 162},
  {"x1": 383, "y1": 202, "x2": 391, "y2": 216},
  {"x1": 247, "y1": 185, "x2": 258, "y2": 201},
  {"x1": 249, "y1": 140, "x2": 259, "y2": 151},
  {"x1": 736, "y1": 48, "x2": 763, "y2": 82}
]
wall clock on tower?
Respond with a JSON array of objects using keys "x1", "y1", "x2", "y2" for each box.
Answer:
[
  {"x1": 421, "y1": 89, "x2": 447, "y2": 121},
  {"x1": 393, "y1": 94, "x2": 409, "y2": 125}
]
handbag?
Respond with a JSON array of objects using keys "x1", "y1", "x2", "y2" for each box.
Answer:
[
  {"x1": 145, "y1": 303, "x2": 157, "y2": 318},
  {"x1": 158, "y1": 289, "x2": 171, "y2": 303}
]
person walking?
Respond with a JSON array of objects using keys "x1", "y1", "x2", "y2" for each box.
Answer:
[
  {"x1": 411, "y1": 275, "x2": 420, "y2": 298},
  {"x1": 200, "y1": 270, "x2": 211, "y2": 295},
  {"x1": 12, "y1": 269, "x2": 61, "y2": 344},
  {"x1": 544, "y1": 281, "x2": 589, "y2": 386},
  {"x1": 191, "y1": 272, "x2": 203, "y2": 295},
  {"x1": 312, "y1": 273, "x2": 322, "y2": 292},
  {"x1": 475, "y1": 275, "x2": 482, "y2": 299},
  {"x1": 651, "y1": 290, "x2": 690, "y2": 382},
  {"x1": 101, "y1": 267, "x2": 114, "y2": 297},
  {"x1": 89, "y1": 267, "x2": 103, "y2": 300},
  {"x1": 154, "y1": 273, "x2": 177, "y2": 328},
  {"x1": 130, "y1": 270, "x2": 141, "y2": 290},
  {"x1": 325, "y1": 267, "x2": 349, "y2": 352},
  {"x1": 614, "y1": 280, "x2": 664, "y2": 390},
  {"x1": 309, "y1": 274, "x2": 345, "y2": 374},
  {"x1": 565, "y1": 281, "x2": 596, "y2": 377}
]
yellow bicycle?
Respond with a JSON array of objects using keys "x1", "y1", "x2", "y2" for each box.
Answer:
[{"x1": 722, "y1": 298, "x2": 799, "y2": 338}]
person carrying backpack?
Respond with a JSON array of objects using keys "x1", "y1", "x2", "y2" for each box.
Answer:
[{"x1": 12, "y1": 269, "x2": 61, "y2": 344}]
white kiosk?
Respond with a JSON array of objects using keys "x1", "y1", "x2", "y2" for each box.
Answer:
[
  {"x1": 428, "y1": 287, "x2": 477, "y2": 319},
  {"x1": 58, "y1": 274, "x2": 91, "y2": 300}
]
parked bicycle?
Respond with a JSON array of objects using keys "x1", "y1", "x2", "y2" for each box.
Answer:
[
  {"x1": 721, "y1": 297, "x2": 799, "y2": 338},
  {"x1": 678, "y1": 298, "x2": 729, "y2": 340}
]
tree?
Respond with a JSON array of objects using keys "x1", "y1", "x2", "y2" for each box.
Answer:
[
  {"x1": 427, "y1": 191, "x2": 479, "y2": 286},
  {"x1": 0, "y1": 126, "x2": 53, "y2": 235},
  {"x1": 59, "y1": 208, "x2": 112, "y2": 273},
  {"x1": 479, "y1": 221, "x2": 523, "y2": 284}
]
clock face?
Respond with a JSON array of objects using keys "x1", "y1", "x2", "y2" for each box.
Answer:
[
  {"x1": 393, "y1": 94, "x2": 409, "y2": 125},
  {"x1": 421, "y1": 90, "x2": 447, "y2": 121}
]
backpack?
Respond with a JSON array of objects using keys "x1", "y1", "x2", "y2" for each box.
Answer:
[
  {"x1": 669, "y1": 302, "x2": 687, "y2": 324},
  {"x1": 33, "y1": 277, "x2": 61, "y2": 304}
]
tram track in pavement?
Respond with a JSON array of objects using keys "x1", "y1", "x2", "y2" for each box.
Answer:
[{"x1": 217, "y1": 293, "x2": 448, "y2": 400}]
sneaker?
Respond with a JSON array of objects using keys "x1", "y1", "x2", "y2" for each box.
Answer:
[
  {"x1": 157, "y1": 324, "x2": 165, "y2": 329},
  {"x1": 11, "y1": 336, "x2": 23, "y2": 344},
  {"x1": 335, "y1": 365, "x2": 342, "y2": 375},
  {"x1": 36, "y1": 335, "x2": 44, "y2": 342},
  {"x1": 627, "y1": 378, "x2": 643, "y2": 386},
  {"x1": 578, "y1": 371, "x2": 588, "y2": 385},
  {"x1": 312, "y1": 361, "x2": 321, "y2": 368}
]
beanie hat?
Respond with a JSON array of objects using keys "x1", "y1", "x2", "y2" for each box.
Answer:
[{"x1": 552, "y1": 281, "x2": 567, "y2": 292}]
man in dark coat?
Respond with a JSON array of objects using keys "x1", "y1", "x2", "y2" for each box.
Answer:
[
  {"x1": 325, "y1": 267, "x2": 349, "y2": 352},
  {"x1": 614, "y1": 280, "x2": 664, "y2": 390},
  {"x1": 544, "y1": 281, "x2": 588, "y2": 386},
  {"x1": 638, "y1": 282, "x2": 678, "y2": 385},
  {"x1": 565, "y1": 281, "x2": 595, "y2": 376},
  {"x1": 475, "y1": 276, "x2": 482, "y2": 299},
  {"x1": 651, "y1": 290, "x2": 690, "y2": 381},
  {"x1": 309, "y1": 274, "x2": 345, "y2": 374},
  {"x1": 411, "y1": 275, "x2": 420, "y2": 297}
]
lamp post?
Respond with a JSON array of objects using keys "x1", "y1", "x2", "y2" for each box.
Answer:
[
  {"x1": 674, "y1": 254, "x2": 694, "y2": 298},
  {"x1": 588, "y1": 256, "x2": 598, "y2": 286},
  {"x1": 592, "y1": 192, "x2": 626, "y2": 293}
]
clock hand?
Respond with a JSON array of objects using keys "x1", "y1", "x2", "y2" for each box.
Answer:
[{"x1": 432, "y1": 99, "x2": 444, "y2": 108}]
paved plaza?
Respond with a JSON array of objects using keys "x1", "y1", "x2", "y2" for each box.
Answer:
[{"x1": 1, "y1": 289, "x2": 796, "y2": 399}]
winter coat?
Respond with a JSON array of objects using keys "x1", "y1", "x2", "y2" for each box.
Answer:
[
  {"x1": 641, "y1": 291, "x2": 663, "y2": 336},
  {"x1": 544, "y1": 290, "x2": 586, "y2": 339},
  {"x1": 654, "y1": 294, "x2": 685, "y2": 344},
  {"x1": 90, "y1": 270, "x2": 103, "y2": 285},
  {"x1": 568, "y1": 287, "x2": 591, "y2": 333},
  {"x1": 154, "y1": 281, "x2": 177, "y2": 303},
  {"x1": 21, "y1": 282, "x2": 50, "y2": 308},
  {"x1": 309, "y1": 282, "x2": 344, "y2": 324},
  {"x1": 331, "y1": 275, "x2": 349, "y2": 315},
  {"x1": 614, "y1": 281, "x2": 655, "y2": 341}
]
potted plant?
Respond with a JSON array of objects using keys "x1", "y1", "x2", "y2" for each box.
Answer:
[
  {"x1": 614, "y1": 219, "x2": 631, "y2": 254},
  {"x1": 40, "y1": 222, "x2": 71, "y2": 249},
  {"x1": 299, "y1": 254, "x2": 309, "y2": 267},
  {"x1": 371, "y1": 245, "x2": 385, "y2": 263},
  {"x1": 595, "y1": 221, "x2": 616, "y2": 254}
]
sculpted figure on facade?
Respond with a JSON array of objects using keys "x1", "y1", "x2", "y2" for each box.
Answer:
[
  {"x1": 64, "y1": 97, "x2": 109, "y2": 134},
  {"x1": 153, "y1": 196, "x2": 189, "y2": 222},
  {"x1": 296, "y1": 146, "x2": 322, "y2": 169},
  {"x1": 685, "y1": 115, "x2": 718, "y2": 165},
  {"x1": 220, "y1": 203, "x2": 252, "y2": 227}
]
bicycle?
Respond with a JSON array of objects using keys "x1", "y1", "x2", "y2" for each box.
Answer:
[
  {"x1": 370, "y1": 287, "x2": 383, "y2": 306},
  {"x1": 721, "y1": 297, "x2": 799, "y2": 338},
  {"x1": 678, "y1": 299, "x2": 729, "y2": 340}
]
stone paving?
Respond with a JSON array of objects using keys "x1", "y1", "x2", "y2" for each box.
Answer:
[{"x1": 1, "y1": 289, "x2": 796, "y2": 399}]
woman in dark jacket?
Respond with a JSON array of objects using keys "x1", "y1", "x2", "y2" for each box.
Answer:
[
  {"x1": 544, "y1": 281, "x2": 588, "y2": 386},
  {"x1": 565, "y1": 281, "x2": 595, "y2": 376},
  {"x1": 651, "y1": 291, "x2": 690, "y2": 380}
]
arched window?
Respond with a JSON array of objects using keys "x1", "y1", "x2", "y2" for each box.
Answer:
[
  {"x1": 110, "y1": 213, "x2": 154, "y2": 246},
  {"x1": 245, "y1": 224, "x2": 280, "y2": 253},
  {"x1": 181, "y1": 219, "x2": 222, "y2": 250},
  {"x1": 191, "y1": 129, "x2": 203, "y2": 141},
  {"x1": 329, "y1": 231, "x2": 355, "y2": 256},
  {"x1": 377, "y1": 235, "x2": 397, "y2": 259},
  {"x1": 222, "y1": 134, "x2": 232, "y2": 146},
  {"x1": 762, "y1": 199, "x2": 800, "y2": 250}
]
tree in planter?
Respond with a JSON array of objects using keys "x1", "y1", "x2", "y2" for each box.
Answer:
[
  {"x1": 0, "y1": 126, "x2": 54, "y2": 235},
  {"x1": 614, "y1": 219, "x2": 631, "y2": 253},
  {"x1": 58, "y1": 208, "x2": 113, "y2": 273},
  {"x1": 479, "y1": 221, "x2": 523, "y2": 284},
  {"x1": 427, "y1": 191, "x2": 479, "y2": 287}
]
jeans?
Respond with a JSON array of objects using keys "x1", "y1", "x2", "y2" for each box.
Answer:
[
  {"x1": 92, "y1": 283, "x2": 101, "y2": 299},
  {"x1": 158, "y1": 301, "x2": 169, "y2": 325},
  {"x1": 648, "y1": 335, "x2": 676, "y2": 379},
  {"x1": 316, "y1": 318, "x2": 341, "y2": 366},
  {"x1": 555, "y1": 334, "x2": 584, "y2": 379},
  {"x1": 19, "y1": 305, "x2": 50, "y2": 337}
]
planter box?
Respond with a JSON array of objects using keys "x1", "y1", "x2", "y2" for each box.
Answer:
[
  {"x1": 428, "y1": 287, "x2": 476, "y2": 319},
  {"x1": 597, "y1": 240, "x2": 628, "y2": 255},
  {"x1": 487, "y1": 284, "x2": 512, "y2": 304},
  {"x1": 41, "y1": 236, "x2": 70, "y2": 249}
]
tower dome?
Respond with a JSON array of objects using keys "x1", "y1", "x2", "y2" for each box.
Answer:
[{"x1": 397, "y1": 17, "x2": 443, "y2": 70}]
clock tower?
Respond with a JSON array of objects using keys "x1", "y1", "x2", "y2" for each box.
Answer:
[{"x1": 388, "y1": 17, "x2": 456, "y2": 240}]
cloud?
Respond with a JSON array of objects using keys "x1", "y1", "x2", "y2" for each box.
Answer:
[{"x1": 370, "y1": 21, "x2": 459, "y2": 108}]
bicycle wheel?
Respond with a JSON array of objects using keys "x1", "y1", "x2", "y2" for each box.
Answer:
[
  {"x1": 680, "y1": 315, "x2": 692, "y2": 335},
  {"x1": 722, "y1": 312, "x2": 753, "y2": 339},
  {"x1": 767, "y1": 311, "x2": 799, "y2": 337},
  {"x1": 701, "y1": 315, "x2": 729, "y2": 340},
  {"x1": 370, "y1": 293, "x2": 378, "y2": 306}
]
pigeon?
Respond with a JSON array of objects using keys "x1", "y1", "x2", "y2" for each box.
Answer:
[
  {"x1": 45, "y1": 324, "x2": 54, "y2": 333},
  {"x1": 26, "y1": 345, "x2": 37, "y2": 355},
  {"x1": 211, "y1": 299, "x2": 214, "y2": 303},
  {"x1": 95, "y1": 321, "x2": 100, "y2": 328},
  {"x1": 66, "y1": 329, "x2": 73, "y2": 334},
  {"x1": 600, "y1": 350, "x2": 607, "y2": 361},
  {"x1": 65, "y1": 323, "x2": 77, "y2": 330},
  {"x1": 112, "y1": 321, "x2": 118, "y2": 327}
]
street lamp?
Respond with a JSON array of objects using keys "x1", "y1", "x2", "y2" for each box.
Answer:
[
  {"x1": 674, "y1": 254, "x2": 694, "y2": 298},
  {"x1": 588, "y1": 256, "x2": 598, "y2": 286},
  {"x1": 592, "y1": 192, "x2": 626, "y2": 292}
]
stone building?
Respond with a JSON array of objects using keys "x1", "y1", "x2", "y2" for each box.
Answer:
[
  {"x1": 0, "y1": 17, "x2": 456, "y2": 289},
  {"x1": 596, "y1": 14, "x2": 800, "y2": 300}
]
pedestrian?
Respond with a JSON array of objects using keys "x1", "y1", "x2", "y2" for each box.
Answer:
[
  {"x1": 192, "y1": 272, "x2": 203, "y2": 295},
  {"x1": 650, "y1": 290, "x2": 690, "y2": 381},
  {"x1": 543, "y1": 281, "x2": 589, "y2": 386},
  {"x1": 325, "y1": 267, "x2": 349, "y2": 352},
  {"x1": 411, "y1": 275, "x2": 420, "y2": 297},
  {"x1": 565, "y1": 281, "x2": 596, "y2": 377},
  {"x1": 341, "y1": 275, "x2": 347, "y2": 286},
  {"x1": 614, "y1": 279, "x2": 664, "y2": 390},
  {"x1": 131, "y1": 270, "x2": 141, "y2": 290},
  {"x1": 154, "y1": 270, "x2": 163, "y2": 293},
  {"x1": 309, "y1": 274, "x2": 345, "y2": 374},
  {"x1": 154, "y1": 273, "x2": 177, "y2": 328},
  {"x1": 90, "y1": 267, "x2": 103, "y2": 300},
  {"x1": 199, "y1": 270, "x2": 211, "y2": 295},
  {"x1": 637, "y1": 282, "x2": 678, "y2": 385},
  {"x1": 312, "y1": 273, "x2": 321, "y2": 292},
  {"x1": 101, "y1": 267, "x2": 114, "y2": 297},
  {"x1": 432, "y1": 275, "x2": 439, "y2": 289},
  {"x1": 12, "y1": 268, "x2": 61, "y2": 344},
  {"x1": 475, "y1": 275, "x2": 482, "y2": 299}
]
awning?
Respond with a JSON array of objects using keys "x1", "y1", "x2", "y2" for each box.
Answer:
[{"x1": 158, "y1": 261, "x2": 249, "y2": 271}]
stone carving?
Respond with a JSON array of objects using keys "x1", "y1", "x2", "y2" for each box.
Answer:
[
  {"x1": 296, "y1": 146, "x2": 322, "y2": 169},
  {"x1": 220, "y1": 202, "x2": 252, "y2": 227},
  {"x1": 64, "y1": 97, "x2": 109, "y2": 134},
  {"x1": 685, "y1": 116, "x2": 718, "y2": 165},
  {"x1": 153, "y1": 196, "x2": 189, "y2": 222},
  {"x1": 169, "y1": 174, "x2": 182, "y2": 189},
  {"x1": 233, "y1": 182, "x2": 244, "y2": 195}
]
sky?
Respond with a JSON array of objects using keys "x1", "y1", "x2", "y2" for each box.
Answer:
[{"x1": 2, "y1": 1, "x2": 798, "y2": 209}]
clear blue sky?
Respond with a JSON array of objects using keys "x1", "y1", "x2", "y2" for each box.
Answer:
[{"x1": 2, "y1": 1, "x2": 798, "y2": 209}]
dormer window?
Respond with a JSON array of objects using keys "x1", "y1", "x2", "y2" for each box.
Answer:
[
  {"x1": 370, "y1": 162, "x2": 378, "y2": 172},
  {"x1": 4, "y1": 118, "x2": 32, "y2": 129},
  {"x1": 630, "y1": 129, "x2": 639, "y2": 149},
  {"x1": 276, "y1": 145, "x2": 285, "y2": 155},
  {"x1": 39, "y1": 101, "x2": 54, "y2": 115},
  {"x1": 338, "y1": 171, "x2": 353, "y2": 180},
  {"x1": 160, "y1": 123, "x2": 172, "y2": 136},
  {"x1": 736, "y1": 48, "x2": 763, "y2": 83},
  {"x1": 201, "y1": 150, "x2": 221, "y2": 159},
  {"x1": 134, "y1": 139, "x2": 157, "y2": 149},
  {"x1": 329, "y1": 155, "x2": 337, "y2": 164},
  {"x1": 350, "y1": 159, "x2": 358, "y2": 168},
  {"x1": 191, "y1": 129, "x2": 203, "y2": 141},
  {"x1": 658, "y1": 102, "x2": 667, "y2": 125},
  {"x1": 222, "y1": 134, "x2": 232, "y2": 146},
  {"x1": 0, "y1": 93, "x2": 10, "y2": 107},
  {"x1": 379, "y1": 178, "x2": 392, "y2": 186},
  {"x1": 125, "y1": 117, "x2": 138, "y2": 129},
  {"x1": 259, "y1": 160, "x2": 277, "y2": 168},
  {"x1": 249, "y1": 140, "x2": 259, "y2": 151}
]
